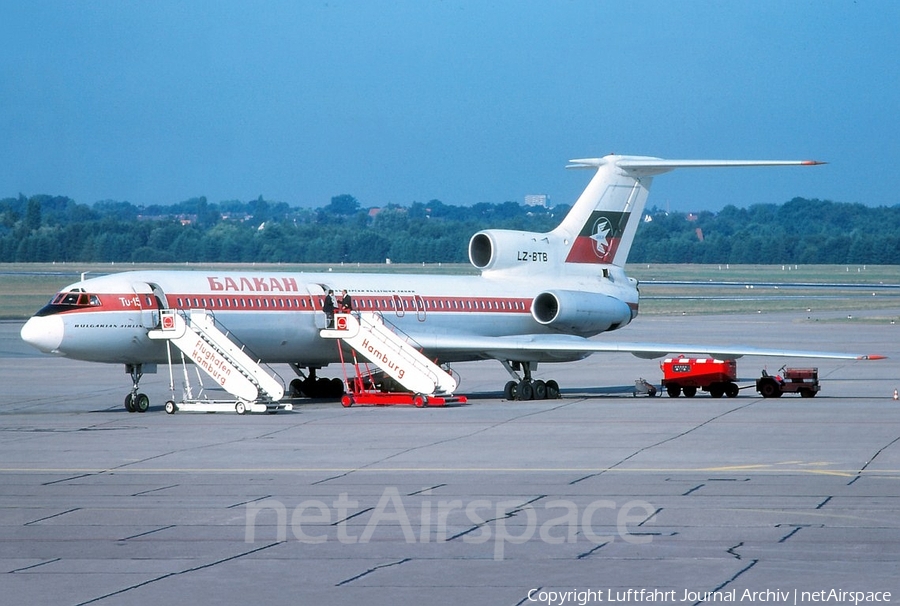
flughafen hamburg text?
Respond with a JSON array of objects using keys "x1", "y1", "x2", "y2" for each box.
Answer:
[{"x1": 526, "y1": 588, "x2": 891, "y2": 605}]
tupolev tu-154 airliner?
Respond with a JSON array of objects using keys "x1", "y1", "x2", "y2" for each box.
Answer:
[{"x1": 20, "y1": 154, "x2": 884, "y2": 412}]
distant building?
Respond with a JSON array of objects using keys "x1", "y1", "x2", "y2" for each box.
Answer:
[{"x1": 524, "y1": 194, "x2": 548, "y2": 207}]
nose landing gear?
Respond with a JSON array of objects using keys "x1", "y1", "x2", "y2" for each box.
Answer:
[{"x1": 124, "y1": 364, "x2": 150, "y2": 413}]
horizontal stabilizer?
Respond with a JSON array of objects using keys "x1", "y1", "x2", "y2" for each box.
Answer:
[{"x1": 568, "y1": 156, "x2": 825, "y2": 176}]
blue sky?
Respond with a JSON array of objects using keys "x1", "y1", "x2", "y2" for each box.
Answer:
[{"x1": 3, "y1": 1, "x2": 898, "y2": 212}]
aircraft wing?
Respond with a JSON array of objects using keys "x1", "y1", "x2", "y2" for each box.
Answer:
[{"x1": 415, "y1": 332, "x2": 884, "y2": 363}]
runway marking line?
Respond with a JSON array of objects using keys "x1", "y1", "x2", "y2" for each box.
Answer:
[{"x1": 1, "y1": 466, "x2": 897, "y2": 476}]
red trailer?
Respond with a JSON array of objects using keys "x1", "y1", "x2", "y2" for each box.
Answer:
[{"x1": 660, "y1": 356, "x2": 740, "y2": 398}]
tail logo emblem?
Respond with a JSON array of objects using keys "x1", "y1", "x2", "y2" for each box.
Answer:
[
  {"x1": 564, "y1": 210, "x2": 628, "y2": 265},
  {"x1": 590, "y1": 217, "x2": 613, "y2": 259}
]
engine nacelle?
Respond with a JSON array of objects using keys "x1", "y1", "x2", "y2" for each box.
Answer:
[
  {"x1": 469, "y1": 229, "x2": 558, "y2": 272},
  {"x1": 531, "y1": 289, "x2": 632, "y2": 335}
]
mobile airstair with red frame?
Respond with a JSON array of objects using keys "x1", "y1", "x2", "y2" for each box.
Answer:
[{"x1": 320, "y1": 312, "x2": 467, "y2": 408}]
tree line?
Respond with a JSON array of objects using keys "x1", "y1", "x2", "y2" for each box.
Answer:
[
  {"x1": 0, "y1": 194, "x2": 563, "y2": 264},
  {"x1": 1, "y1": 193, "x2": 898, "y2": 265},
  {"x1": 631, "y1": 198, "x2": 900, "y2": 265}
]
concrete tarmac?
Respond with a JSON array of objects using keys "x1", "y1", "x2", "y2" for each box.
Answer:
[{"x1": 1, "y1": 309, "x2": 899, "y2": 606}]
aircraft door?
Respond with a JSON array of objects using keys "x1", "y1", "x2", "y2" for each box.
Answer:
[
  {"x1": 149, "y1": 283, "x2": 169, "y2": 309},
  {"x1": 306, "y1": 284, "x2": 331, "y2": 329},
  {"x1": 131, "y1": 283, "x2": 161, "y2": 329}
]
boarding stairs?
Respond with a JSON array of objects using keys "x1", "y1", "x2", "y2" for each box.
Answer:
[
  {"x1": 320, "y1": 312, "x2": 458, "y2": 397},
  {"x1": 149, "y1": 309, "x2": 288, "y2": 414}
]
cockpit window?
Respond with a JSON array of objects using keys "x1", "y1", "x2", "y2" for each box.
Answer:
[
  {"x1": 56, "y1": 292, "x2": 89, "y2": 305},
  {"x1": 52, "y1": 289, "x2": 101, "y2": 307},
  {"x1": 37, "y1": 289, "x2": 102, "y2": 316}
]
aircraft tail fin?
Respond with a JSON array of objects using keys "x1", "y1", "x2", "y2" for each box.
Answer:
[{"x1": 554, "y1": 155, "x2": 824, "y2": 267}]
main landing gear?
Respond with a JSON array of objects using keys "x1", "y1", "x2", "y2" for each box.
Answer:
[
  {"x1": 501, "y1": 360, "x2": 560, "y2": 401},
  {"x1": 124, "y1": 364, "x2": 150, "y2": 413},
  {"x1": 288, "y1": 365, "x2": 345, "y2": 399}
]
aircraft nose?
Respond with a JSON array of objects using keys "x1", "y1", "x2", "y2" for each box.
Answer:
[{"x1": 20, "y1": 315, "x2": 65, "y2": 353}]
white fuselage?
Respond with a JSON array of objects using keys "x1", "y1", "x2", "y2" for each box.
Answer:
[{"x1": 21, "y1": 267, "x2": 639, "y2": 367}]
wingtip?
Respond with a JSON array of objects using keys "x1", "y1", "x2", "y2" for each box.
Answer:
[
  {"x1": 857, "y1": 354, "x2": 887, "y2": 360},
  {"x1": 802, "y1": 160, "x2": 828, "y2": 165}
]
